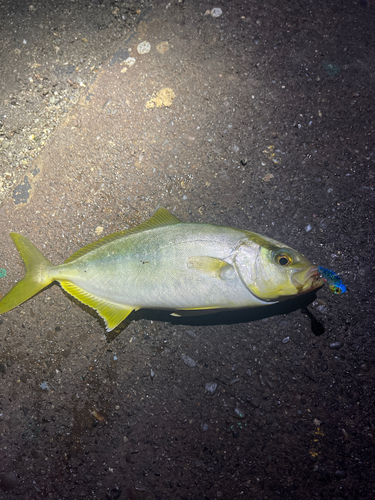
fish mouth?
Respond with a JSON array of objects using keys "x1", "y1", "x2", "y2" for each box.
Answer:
[{"x1": 292, "y1": 266, "x2": 324, "y2": 293}]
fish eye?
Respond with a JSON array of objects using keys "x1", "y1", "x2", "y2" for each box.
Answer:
[{"x1": 275, "y1": 251, "x2": 293, "y2": 267}]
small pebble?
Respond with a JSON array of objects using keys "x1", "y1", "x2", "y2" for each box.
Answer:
[
  {"x1": 205, "y1": 382, "x2": 217, "y2": 395},
  {"x1": 234, "y1": 407, "x2": 246, "y2": 419},
  {"x1": 181, "y1": 354, "x2": 196, "y2": 367},
  {"x1": 341, "y1": 428, "x2": 349, "y2": 439},
  {"x1": 0, "y1": 472, "x2": 18, "y2": 491},
  {"x1": 282, "y1": 336, "x2": 290, "y2": 344},
  {"x1": 329, "y1": 341, "x2": 343, "y2": 350},
  {"x1": 20, "y1": 373, "x2": 30, "y2": 383},
  {"x1": 211, "y1": 7, "x2": 222, "y2": 17},
  {"x1": 156, "y1": 42, "x2": 169, "y2": 54},
  {"x1": 229, "y1": 377, "x2": 240, "y2": 385},
  {"x1": 334, "y1": 470, "x2": 347, "y2": 479},
  {"x1": 123, "y1": 56, "x2": 136, "y2": 67},
  {"x1": 137, "y1": 41, "x2": 151, "y2": 54}
]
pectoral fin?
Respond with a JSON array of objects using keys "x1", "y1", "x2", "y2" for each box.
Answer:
[
  {"x1": 59, "y1": 280, "x2": 134, "y2": 331},
  {"x1": 187, "y1": 256, "x2": 235, "y2": 280}
]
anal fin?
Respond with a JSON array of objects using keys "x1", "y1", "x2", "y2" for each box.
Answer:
[{"x1": 59, "y1": 280, "x2": 134, "y2": 331}]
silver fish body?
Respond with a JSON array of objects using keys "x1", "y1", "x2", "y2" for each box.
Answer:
[
  {"x1": 0, "y1": 208, "x2": 323, "y2": 331},
  {"x1": 55, "y1": 222, "x2": 266, "y2": 311}
]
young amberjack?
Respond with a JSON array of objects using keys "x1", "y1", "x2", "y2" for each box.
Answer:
[{"x1": 0, "y1": 208, "x2": 323, "y2": 331}]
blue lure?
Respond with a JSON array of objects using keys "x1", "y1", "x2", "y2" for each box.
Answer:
[{"x1": 318, "y1": 266, "x2": 346, "y2": 294}]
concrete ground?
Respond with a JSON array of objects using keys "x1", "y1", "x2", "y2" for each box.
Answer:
[{"x1": 0, "y1": 0, "x2": 374, "y2": 498}]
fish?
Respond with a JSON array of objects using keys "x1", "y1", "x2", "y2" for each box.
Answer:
[
  {"x1": 0, "y1": 208, "x2": 323, "y2": 331},
  {"x1": 318, "y1": 266, "x2": 346, "y2": 294}
]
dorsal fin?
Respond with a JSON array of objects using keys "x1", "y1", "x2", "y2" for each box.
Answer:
[{"x1": 64, "y1": 207, "x2": 181, "y2": 264}]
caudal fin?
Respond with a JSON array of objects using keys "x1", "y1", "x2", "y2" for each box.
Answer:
[{"x1": 0, "y1": 233, "x2": 53, "y2": 314}]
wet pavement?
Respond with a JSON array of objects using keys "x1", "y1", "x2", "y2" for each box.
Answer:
[{"x1": 0, "y1": 0, "x2": 375, "y2": 498}]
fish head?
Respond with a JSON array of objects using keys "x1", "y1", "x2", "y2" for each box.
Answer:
[{"x1": 234, "y1": 233, "x2": 324, "y2": 301}]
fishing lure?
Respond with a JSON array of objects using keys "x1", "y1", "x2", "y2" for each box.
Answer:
[{"x1": 318, "y1": 266, "x2": 346, "y2": 294}]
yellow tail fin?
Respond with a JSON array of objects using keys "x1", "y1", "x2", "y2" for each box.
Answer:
[{"x1": 0, "y1": 233, "x2": 53, "y2": 314}]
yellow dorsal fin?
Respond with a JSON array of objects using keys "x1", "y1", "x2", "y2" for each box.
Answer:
[
  {"x1": 187, "y1": 256, "x2": 235, "y2": 280},
  {"x1": 64, "y1": 207, "x2": 181, "y2": 264},
  {"x1": 59, "y1": 280, "x2": 135, "y2": 331}
]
